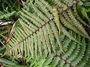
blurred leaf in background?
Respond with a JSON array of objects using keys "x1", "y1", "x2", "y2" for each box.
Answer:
[{"x1": 77, "y1": 0, "x2": 90, "y2": 24}]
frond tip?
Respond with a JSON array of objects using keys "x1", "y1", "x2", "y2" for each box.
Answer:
[{"x1": 53, "y1": 6, "x2": 61, "y2": 35}]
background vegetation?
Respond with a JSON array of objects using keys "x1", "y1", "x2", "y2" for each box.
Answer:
[{"x1": 0, "y1": 0, "x2": 90, "y2": 67}]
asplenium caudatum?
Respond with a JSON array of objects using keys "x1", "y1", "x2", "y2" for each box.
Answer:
[
  {"x1": 0, "y1": 0, "x2": 90, "y2": 67},
  {"x1": 1, "y1": 0, "x2": 77, "y2": 52},
  {"x1": 1, "y1": 0, "x2": 90, "y2": 63}
]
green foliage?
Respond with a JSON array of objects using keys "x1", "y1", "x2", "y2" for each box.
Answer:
[
  {"x1": 77, "y1": 0, "x2": 90, "y2": 24},
  {"x1": 27, "y1": 31, "x2": 90, "y2": 67},
  {"x1": 0, "y1": 0, "x2": 90, "y2": 67},
  {"x1": 0, "y1": 58, "x2": 16, "y2": 65}
]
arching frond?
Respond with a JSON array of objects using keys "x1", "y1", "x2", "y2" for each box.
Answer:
[
  {"x1": 0, "y1": 0, "x2": 90, "y2": 67},
  {"x1": 4, "y1": 0, "x2": 89, "y2": 58},
  {"x1": 27, "y1": 31, "x2": 90, "y2": 67}
]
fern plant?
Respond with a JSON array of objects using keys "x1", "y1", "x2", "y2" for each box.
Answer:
[
  {"x1": 0, "y1": 0, "x2": 90, "y2": 67},
  {"x1": 27, "y1": 31, "x2": 90, "y2": 67}
]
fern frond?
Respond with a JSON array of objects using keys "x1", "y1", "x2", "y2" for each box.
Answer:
[
  {"x1": 60, "y1": 13, "x2": 85, "y2": 37},
  {"x1": 28, "y1": 31, "x2": 90, "y2": 67},
  {"x1": 33, "y1": 33, "x2": 38, "y2": 57},
  {"x1": 19, "y1": 18, "x2": 36, "y2": 33},
  {"x1": 42, "y1": 53, "x2": 55, "y2": 66},
  {"x1": 73, "y1": 5, "x2": 90, "y2": 28},
  {"x1": 40, "y1": 0, "x2": 52, "y2": 13},
  {"x1": 31, "y1": 3, "x2": 48, "y2": 21},
  {"x1": 20, "y1": 12, "x2": 41, "y2": 27},
  {"x1": 67, "y1": 35, "x2": 80, "y2": 62},
  {"x1": 53, "y1": 0, "x2": 67, "y2": 11},
  {"x1": 76, "y1": 41, "x2": 90, "y2": 67},
  {"x1": 2, "y1": 1, "x2": 90, "y2": 67},
  {"x1": 63, "y1": 0, "x2": 73, "y2": 6},
  {"x1": 49, "y1": 21, "x2": 64, "y2": 53},
  {"x1": 43, "y1": 26, "x2": 51, "y2": 55},
  {"x1": 71, "y1": 38, "x2": 86, "y2": 67},
  {"x1": 30, "y1": 35, "x2": 34, "y2": 58},
  {"x1": 67, "y1": 9, "x2": 89, "y2": 38},
  {"x1": 61, "y1": 24, "x2": 81, "y2": 45},
  {"x1": 35, "y1": 0, "x2": 52, "y2": 19},
  {"x1": 22, "y1": 9, "x2": 44, "y2": 25},
  {"x1": 62, "y1": 41, "x2": 76, "y2": 59},
  {"x1": 37, "y1": 31, "x2": 42, "y2": 56},
  {"x1": 40, "y1": 28, "x2": 48, "y2": 56},
  {"x1": 57, "y1": 35, "x2": 71, "y2": 55},
  {"x1": 49, "y1": 57, "x2": 60, "y2": 67}
]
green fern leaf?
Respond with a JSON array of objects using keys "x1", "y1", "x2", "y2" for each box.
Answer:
[
  {"x1": 67, "y1": 9, "x2": 89, "y2": 38},
  {"x1": 61, "y1": 24, "x2": 81, "y2": 45}
]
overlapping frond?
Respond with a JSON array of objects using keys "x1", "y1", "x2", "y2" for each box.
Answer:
[
  {"x1": 28, "y1": 31, "x2": 90, "y2": 67},
  {"x1": 3, "y1": 0, "x2": 90, "y2": 59},
  {"x1": 0, "y1": 0, "x2": 90, "y2": 67}
]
